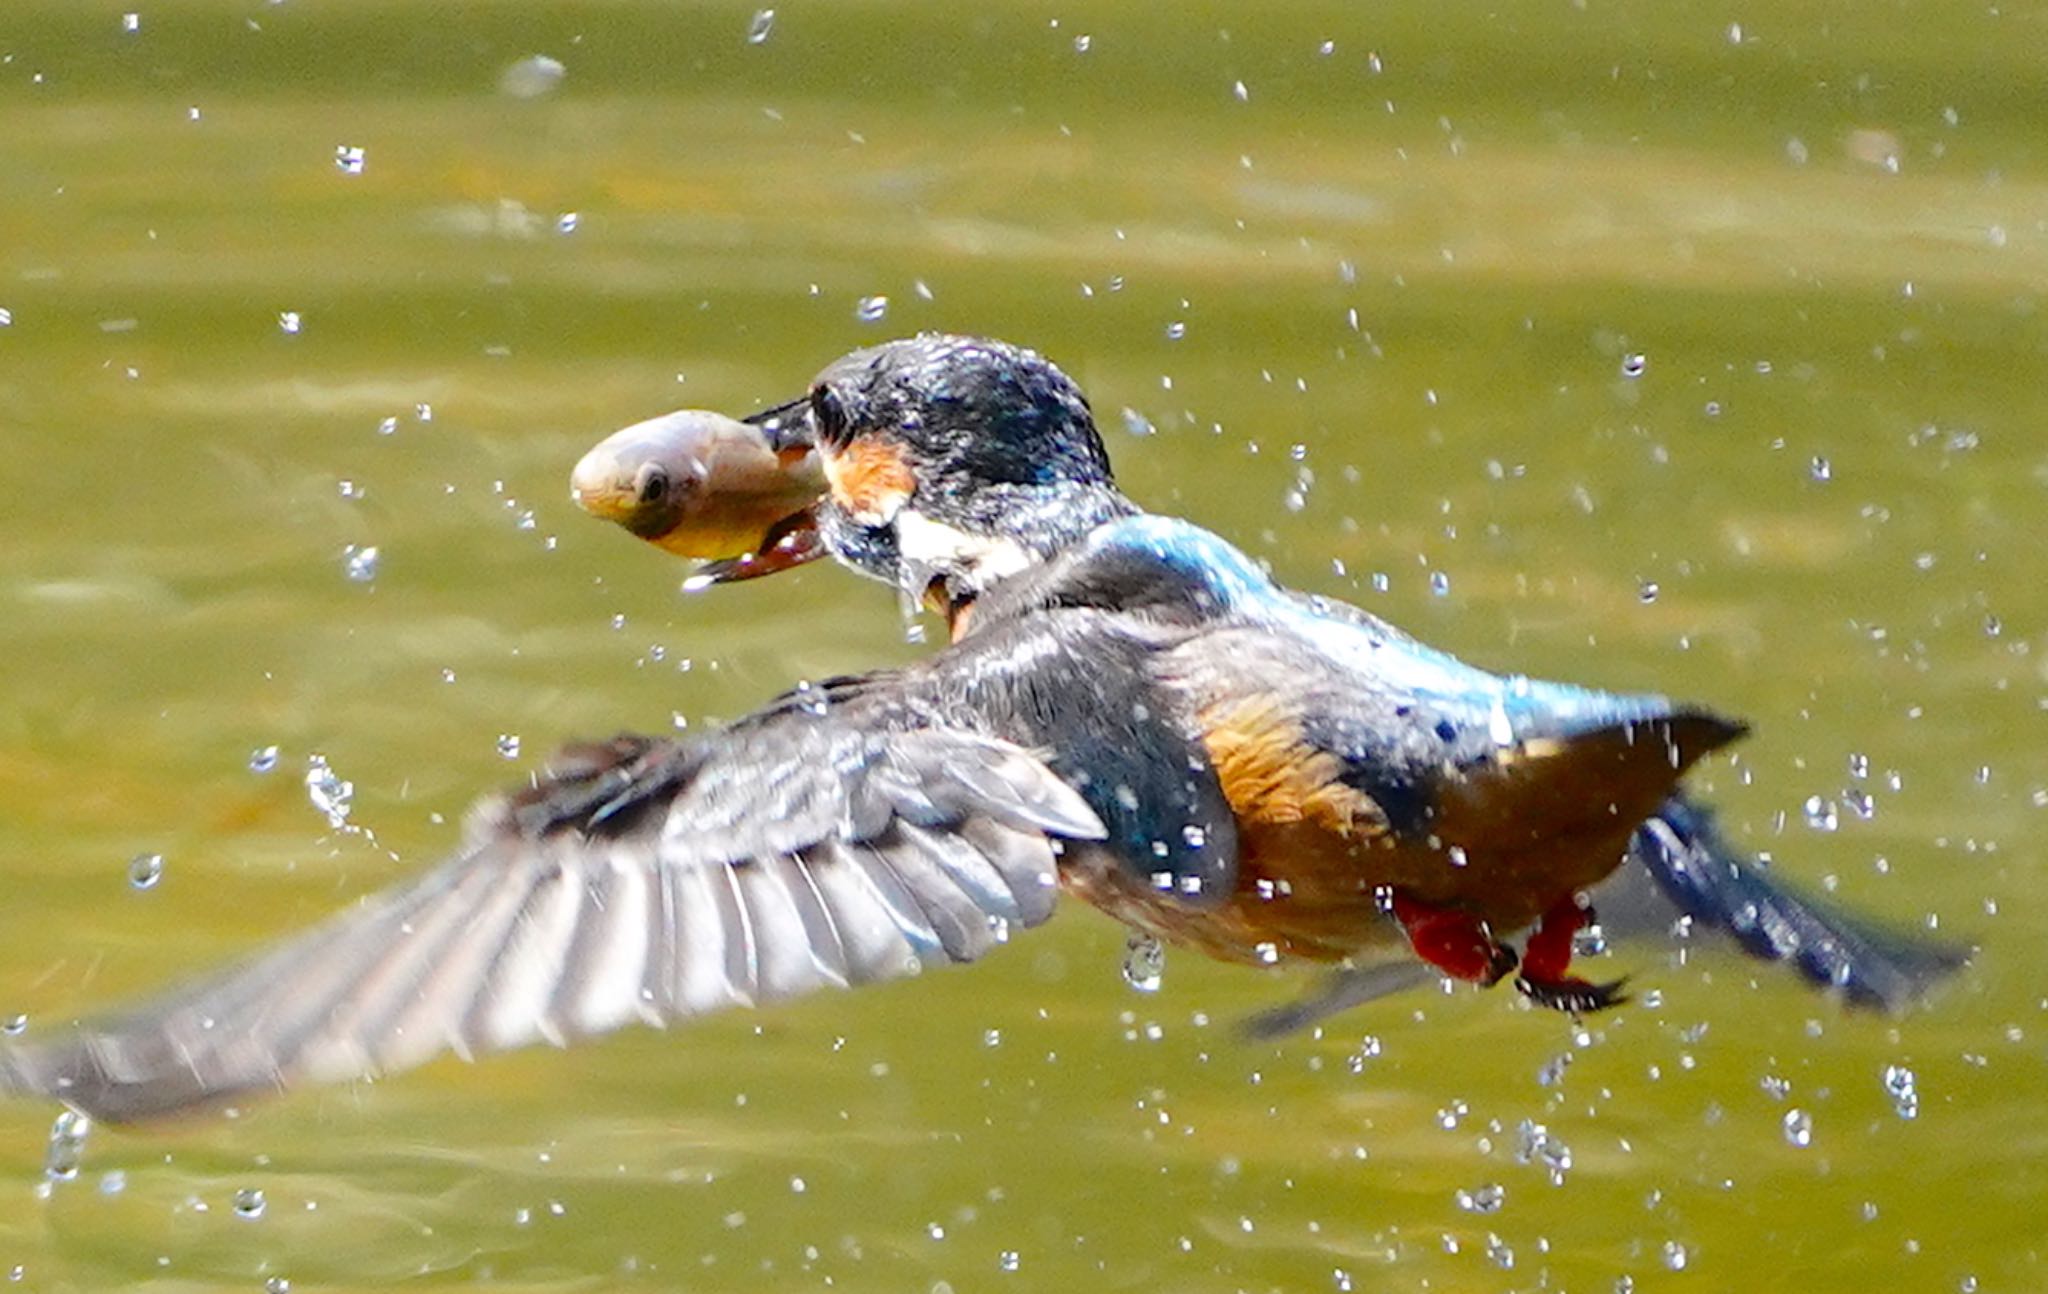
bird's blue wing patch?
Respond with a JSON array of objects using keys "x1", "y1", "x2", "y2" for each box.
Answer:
[{"x1": 1081, "y1": 515, "x2": 1678, "y2": 749}]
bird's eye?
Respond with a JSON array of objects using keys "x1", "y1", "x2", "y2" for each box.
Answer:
[
  {"x1": 634, "y1": 464, "x2": 669, "y2": 505},
  {"x1": 809, "y1": 384, "x2": 851, "y2": 446}
]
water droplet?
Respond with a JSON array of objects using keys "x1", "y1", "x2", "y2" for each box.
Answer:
[
  {"x1": 304, "y1": 754, "x2": 353, "y2": 829},
  {"x1": 1073, "y1": 33, "x2": 1092, "y2": 53},
  {"x1": 1485, "y1": 1234, "x2": 1514, "y2": 1270},
  {"x1": 496, "y1": 733, "x2": 521, "y2": 760},
  {"x1": 1516, "y1": 1119, "x2": 1573, "y2": 1181},
  {"x1": 1430, "y1": 571, "x2": 1450, "y2": 597},
  {"x1": 1638, "y1": 580, "x2": 1660, "y2": 603},
  {"x1": 1810, "y1": 455, "x2": 1832, "y2": 482},
  {"x1": 1456, "y1": 1183, "x2": 1505, "y2": 1213},
  {"x1": 233, "y1": 1187, "x2": 268, "y2": 1220},
  {"x1": 746, "y1": 8, "x2": 776, "y2": 44},
  {"x1": 333, "y1": 144, "x2": 366, "y2": 177},
  {"x1": 1573, "y1": 922, "x2": 1608, "y2": 958},
  {"x1": 854, "y1": 294, "x2": 889, "y2": 323},
  {"x1": 1164, "y1": 320, "x2": 1186, "y2": 341},
  {"x1": 98, "y1": 1169, "x2": 127, "y2": 1196},
  {"x1": 1802, "y1": 794, "x2": 1838, "y2": 832},
  {"x1": 1346, "y1": 1036, "x2": 1382, "y2": 1073},
  {"x1": 1232, "y1": 80, "x2": 1250, "y2": 103},
  {"x1": 0, "y1": 307, "x2": 11, "y2": 327},
  {"x1": 342, "y1": 544, "x2": 380, "y2": 583},
  {"x1": 1726, "y1": 20, "x2": 1743, "y2": 43},
  {"x1": 1620, "y1": 353, "x2": 1647, "y2": 378},
  {"x1": 1, "y1": 1014, "x2": 26, "y2": 1037},
  {"x1": 498, "y1": 54, "x2": 566, "y2": 99},
  {"x1": 44, "y1": 1111, "x2": 91, "y2": 1182},
  {"x1": 121, "y1": 12, "x2": 140, "y2": 33},
  {"x1": 1119, "y1": 407, "x2": 1155, "y2": 437},
  {"x1": 1122, "y1": 933, "x2": 1166, "y2": 992},
  {"x1": 277, "y1": 310, "x2": 302, "y2": 335},
  {"x1": 1435, "y1": 1100, "x2": 1468, "y2": 1130},
  {"x1": 1882, "y1": 1064, "x2": 1919, "y2": 1119},
  {"x1": 1842, "y1": 788, "x2": 1875, "y2": 821},
  {"x1": 265, "y1": 1278, "x2": 293, "y2": 1294},
  {"x1": 555, "y1": 211, "x2": 579, "y2": 235},
  {"x1": 1782, "y1": 1107, "x2": 1813, "y2": 1147},
  {"x1": 1661, "y1": 1240, "x2": 1690, "y2": 1271},
  {"x1": 127, "y1": 853, "x2": 164, "y2": 890},
  {"x1": 414, "y1": 402, "x2": 433, "y2": 422},
  {"x1": 1848, "y1": 752, "x2": 1869, "y2": 779}
]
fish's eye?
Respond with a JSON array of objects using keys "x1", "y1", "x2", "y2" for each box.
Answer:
[
  {"x1": 634, "y1": 464, "x2": 669, "y2": 505},
  {"x1": 809, "y1": 384, "x2": 851, "y2": 445}
]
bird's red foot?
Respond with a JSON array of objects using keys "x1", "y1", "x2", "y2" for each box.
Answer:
[
  {"x1": 1389, "y1": 892, "x2": 1519, "y2": 986},
  {"x1": 1514, "y1": 893, "x2": 1628, "y2": 1014}
]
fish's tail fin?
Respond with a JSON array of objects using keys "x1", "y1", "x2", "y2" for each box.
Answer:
[{"x1": 1626, "y1": 795, "x2": 1969, "y2": 1010}]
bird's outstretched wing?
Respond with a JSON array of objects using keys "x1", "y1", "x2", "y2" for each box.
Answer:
[{"x1": 0, "y1": 708, "x2": 1103, "y2": 1124}]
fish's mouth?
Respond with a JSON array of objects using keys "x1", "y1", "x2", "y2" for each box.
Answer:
[{"x1": 680, "y1": 504, "x2": 828, "y2": 590}]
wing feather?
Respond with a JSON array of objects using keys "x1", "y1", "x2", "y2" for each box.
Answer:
[{"x1": 0, "y1": 709, "x2": 1103, "y2": 1124}]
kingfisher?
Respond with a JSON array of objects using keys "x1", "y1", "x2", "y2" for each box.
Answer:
[{"x1": 2, "y1": 335, "x2": 1961, "y2": 1124}]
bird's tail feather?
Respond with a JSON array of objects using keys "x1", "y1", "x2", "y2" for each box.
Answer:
[{"x1": 1626, "y1": 795, "x2": 1969, "y2": 1010}]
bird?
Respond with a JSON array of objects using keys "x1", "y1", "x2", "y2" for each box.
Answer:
[{"x1": 1, "y1": 334, "x2": 1964, "y2": 1124}]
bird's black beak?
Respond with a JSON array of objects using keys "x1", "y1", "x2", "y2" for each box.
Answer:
[{"x1": 742, "y1": 396, "x2": 814, "y2": 454}]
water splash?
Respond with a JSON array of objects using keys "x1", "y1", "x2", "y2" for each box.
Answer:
[
  {"x1": 1882, "y1": 1064, "x2": 1919, "y2": 1119},
  {"x1": 499, "y1": 55, "x2": 565, "y2": 99},
  {"x1": 342, "y1": 544, "x2": 380, "y2": 583},
  {"x1": 126, "y1": 852, "x2": 163, "y2": 890},
  {"x1": 44, "y1": 1111, "x2": 91, "y2": 1183},
  {"x1": 1455, "y1": 1183, "x2": 1505, "y2": 1214},
  {"x1": 1782, "y1": 1107, "x2": 1813, "y2": 1147},
  {"x1": 304, "y1": 754, "x2": 354, "y2": 829},
  {"x1": 1122, "y1": 933, "x2": 1165, "y2": 993}
]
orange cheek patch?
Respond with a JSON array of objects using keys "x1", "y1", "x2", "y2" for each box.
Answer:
[{"x1": 823, "y1": 437, "x2": 915, "y2": 522}]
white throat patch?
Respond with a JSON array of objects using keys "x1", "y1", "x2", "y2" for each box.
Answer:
[{"x1": 893, "y1": 508, "x2": 1033, "y2": 592}]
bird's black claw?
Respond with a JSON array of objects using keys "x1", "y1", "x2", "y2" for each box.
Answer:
[{"x1": 1514, "y1": 974, "x2": 1630, "y2": 1014}]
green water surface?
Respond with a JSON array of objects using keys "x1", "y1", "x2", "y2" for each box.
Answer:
[{"x1": 2, "y1": 2, "x2": 2044, "y2": 1290}]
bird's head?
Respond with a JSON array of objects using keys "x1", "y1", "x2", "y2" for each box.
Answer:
[{"x1": 793, "y1": 334, "x2": 1136, "y2": 613}]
